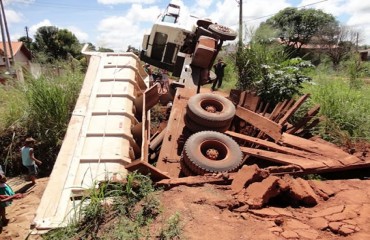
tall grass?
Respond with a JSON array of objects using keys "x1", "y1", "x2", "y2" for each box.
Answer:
[
  {"x1": 0, "y1": 63, "x2": 83, "y2": 175},
  {"x1": 303, "y1": 71, "x2": 370, "y2": 143},
  {"x1": 0, "y1": 82, "x2": 27, "y2": 130}
]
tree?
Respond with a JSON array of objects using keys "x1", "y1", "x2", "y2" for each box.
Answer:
[
  {"x1": 313, "y1": 24, "x2": 358, "y2": 68},
  {"x1": 32, "y1": 26, "x2": 82, "y2": 63},
  {"x1": 261, "y1": 7, "x2": 337, "y2": 53},
  {"x1": 18, "y1": 36, "x2": 33, "y2": 49},
  {"x1": 98, "y1": 47, "x2": 114, "y2": 52}
]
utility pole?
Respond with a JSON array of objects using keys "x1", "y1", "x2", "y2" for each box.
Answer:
[
  {"x1": 0, "y1": 0, "x2": 10, "y2": 72},
  {"x1": 238, "y1": 0, "x2": 243, "y2": 50},
  {"x1": 0, "y1": 0, "x2": 14, "y2": 65}
]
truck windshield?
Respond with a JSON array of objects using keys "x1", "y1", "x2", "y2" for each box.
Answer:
[{"x1": 162, "y1": 15, "x2": 177, "y2": 23}]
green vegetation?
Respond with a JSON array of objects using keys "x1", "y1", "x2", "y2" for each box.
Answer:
[
  {"x1": 43, "y1": 172, "x2": 183, "y2": 240},
  {"x1": 159, "y1": 212, "x2": 183, "y2": 240},
  {"x1": 0, "y1": 63, "x2": 84, "y2": 175},
  {"x1": 304, "y1": 66, "x2": 370, "y2": 143}
]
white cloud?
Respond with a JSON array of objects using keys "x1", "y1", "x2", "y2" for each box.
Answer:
[
  {"x1": 29, "y1": 19, "x2": 52, "y2": 36},
  {"x1": 97, "y1": 0, "x2": 156, "y2": 4},
  {"x1": 96, "y1": 4, "x2": 161, "y2": 51},
  {"x1": 4, "y1": 9, "x2": 23, "y2": 24},
  {"x1": 66, "y1": 26, "x2": 89, "y2": 42},
  {"x1": 4, "y1": 0, "x2": 35, "y2": 5}
]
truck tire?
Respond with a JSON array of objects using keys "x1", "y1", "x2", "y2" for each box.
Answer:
[
  {"x1": 187, "y1": 93, "x2": 235, "y2": 128},
  {"x1": 182, "y1": 131, "x2": 243, "y2": 175},
  {"x1": 208, "y1": 24, "x2": 237, "y2": 41}
]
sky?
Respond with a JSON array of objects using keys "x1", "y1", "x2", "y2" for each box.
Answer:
[{"x1": 3, "y1": 0, "x2": 370, "y2": 52}]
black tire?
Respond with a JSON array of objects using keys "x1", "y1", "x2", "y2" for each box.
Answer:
[
  {"x1": 208, "y1": 24, "x2": 237, "y2": 41},
  {"x1": 187, "y1": 93, "x2": 235, "y2": 128},
  {"x1": 184, "y1": 114, "x2": 231, "y2": 133},
  {"x1": 182, "y1": 131, "x2": 243, "y2": 175}
]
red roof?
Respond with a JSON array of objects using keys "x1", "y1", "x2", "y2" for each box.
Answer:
[{"x1": 0, "y1": 41, "x2": 32, "y2": 59}]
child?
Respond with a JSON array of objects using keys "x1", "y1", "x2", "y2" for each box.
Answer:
[
  {"x1": 21, "y1": 137, "x2": 42, "y2": 185},
  {"x1": 0, "y1": 174, "x2": 23, "y2": 226}
]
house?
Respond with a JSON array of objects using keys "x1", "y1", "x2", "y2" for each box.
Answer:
[
  {"x1": 0, "y1": 41, "x2": 32, "y2": 70},
  {"x1": 359, "y1": 49, "x2": 370, "y2": 61}
]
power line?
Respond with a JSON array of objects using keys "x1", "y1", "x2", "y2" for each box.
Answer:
[{"x1": 244, "y1": 0, "x2": 329, "y2": 23}]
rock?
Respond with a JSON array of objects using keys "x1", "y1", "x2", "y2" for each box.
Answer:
[
  {"x1": 310, "y1": 205, "x2": 345, "y2": 218},
  {"x1": 285, "y1": 219, "x2": 311, "y2": 229},
  {"x1": 245, "y1": 176, "x2": 281, "y2": 209},
  {"x1": 281, "y1": 230, "x2": 299, "y2": 239},
  {"x1": 325, "y1": 210, "x2": 358, "y2": 222},
  {"x1": 338, "y1": 225, "x2": 356, "y2": 236},
  {"x1": 269, "y1": 226, "x2": 283, "y2": 233},
  {"x1": 275, "y1": 217, "x2": 284, "y2": 226},
  {"x1": 308, "y1": 217, "x2": 328, "y2": 230},
  {"x1": 248, "y1": 208, "x2": 280, "y2": 218},
  {"x1": 284, "y1": 176, "x2": 320, "y2": 206},
  {"x1": 270, "y1": 207, "x2": 294, "y2": 217},
  {"x1": 214, "y1": 199, "x2": 240, "y2": 210},
  {"x1": 308, "y1": 180, "x2": 334, "y2": 201},
  {"x1": 233, "y1": 204, "x2": 250, "y2": 213},
  {"x1": 328, "y1": 222, "x2": 343, "y2": 233},
  {"x1": 295, "y1": 229, "x2": 319, "y2": 240},
  {"x1": 231, "y1": 164, "x2": 269, "y2": 193}
]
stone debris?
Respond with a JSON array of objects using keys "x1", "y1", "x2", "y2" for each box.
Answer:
[
  {"x1": 230, "y1": 164, "x2": 269, "y2": 193},
  {"x1": 232, "y1": 166, "x2": 325, "y2": 209},
  {"x1": 229, "y1": 165, "x2": 364, "y2": 238}
]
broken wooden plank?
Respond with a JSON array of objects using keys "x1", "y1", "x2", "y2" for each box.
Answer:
[
  {"x1": 243, "y1": 91, "x2": 261, "y2": 112},
  {"x1": 125, "y1": 160, "x2": 171, "y2": 181},
  {"x1": 226, "y1": 131, "x2": 341, "y2": 168},
  {"x1": 278, "y1": 94, "x2": 310, "y2": 125},
  {"x1": 235, "y1": 106, "x2": 282, "y2": 141},
  {"x1": 240, "y1": 147, "x2": 327, "y2": 169},
  {"x1": 281, "y1": 133, "x2": 362, "y2": 165},
  {"x1": 287, "y1": 104, "x2": 320, "y2": 134}
]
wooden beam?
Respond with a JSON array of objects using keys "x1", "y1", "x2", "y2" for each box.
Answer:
[
  {"x1": 287, "y1": 104, "x2": 320, "y2": 134},
  {"x1": 227, "y1": 131, "x2": 340, "y2": 168},
  {"x1": 281, "y1": 133, "x2": 362, "y2": 165},
  {"x1": 125, "y1": 160, "x2": 171, "y2": 181},
  {"x1": 235, "y1": 106, "x2": 282, "y2": 141},
  {"x1": 278, "y1": 94, "x2": 310, "y2": 125},
  {"x1": 240, "y1": 147, "x2": 327, "y2": 169}
]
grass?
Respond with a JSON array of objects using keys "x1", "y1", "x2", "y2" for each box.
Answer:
[
  {"x1": 0, "y1": 63, "x2": 83, "y2": 175},
  {"x1": 159, "y1": 212, "x2": 183, "y2": 240},
  {"x1": 42, "y1": 172, "x2": 182, "y2": 240},
  {"x1": 303, "y1": 67, "x2": 370, "y2": 144}
]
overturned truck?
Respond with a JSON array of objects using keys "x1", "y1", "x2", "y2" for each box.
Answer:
[{"x1": 32, "y1": 3, "x2": 370, "y2": 233}]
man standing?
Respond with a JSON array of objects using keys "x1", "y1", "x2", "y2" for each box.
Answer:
[{"x1": 211, "y1": 58, "x2": 227, "y2": 91}]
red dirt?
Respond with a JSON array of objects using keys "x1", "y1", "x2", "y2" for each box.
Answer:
[{"x1": 1, "y1": 175, "x2": 370, "y2": 239}]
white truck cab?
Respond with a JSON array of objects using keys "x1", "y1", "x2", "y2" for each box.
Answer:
[{"x1": 140, "y1": 3, "x2": 237, "y2": 79}]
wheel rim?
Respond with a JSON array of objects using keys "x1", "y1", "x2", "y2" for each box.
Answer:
[
  {"x1": 214, "y1": 25, "x2": 232, "y2": 34},
  {"x1": 200, "y1": 99, "x2": 223, "y2": 114},
  {"x1": 200, "y1": 140, "x2": 228, "y2": 161}
]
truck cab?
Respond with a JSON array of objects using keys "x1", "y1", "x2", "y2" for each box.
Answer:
[{"x1": 140, "y1": 3, "x2": 237, "y2": 79}]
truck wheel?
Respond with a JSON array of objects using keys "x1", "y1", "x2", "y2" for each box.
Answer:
[
  {"x1": 187, "y1": 93, "x2": 235, "y2": 128},
  {"x1": 182, "y1": 131, "x2": 243, "y2": 175},
  {"x1": 208, "y1": 24, "x2": 237, "y2": 41}
]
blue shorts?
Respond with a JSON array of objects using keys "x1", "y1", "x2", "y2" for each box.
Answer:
[{"x1": 26, "y1": 164, "x2": 38, "y2": 176}]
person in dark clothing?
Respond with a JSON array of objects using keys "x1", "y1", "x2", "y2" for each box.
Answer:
[{"x1": 211, "y1": 58, "x2": 227, "y2": 91}]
